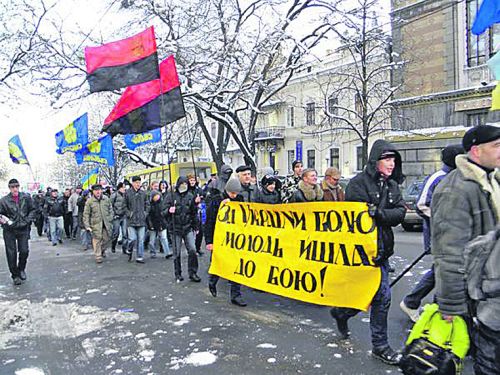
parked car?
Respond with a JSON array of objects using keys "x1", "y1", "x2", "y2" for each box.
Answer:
[{"x1": 401, "y1": 180, "x2": 425, "y2": 231}]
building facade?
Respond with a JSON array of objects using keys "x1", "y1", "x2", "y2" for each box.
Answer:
[{"x1": 390, "y1": 0, "x2": 498, "y2": 183}]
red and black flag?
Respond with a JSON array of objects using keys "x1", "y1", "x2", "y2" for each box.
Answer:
[
  {"x1": 102, "y1": 55, "x2": 185, "y2": 135},
  {"x1": 85, "y1": 26, "x2": 159, "y2": 93}
]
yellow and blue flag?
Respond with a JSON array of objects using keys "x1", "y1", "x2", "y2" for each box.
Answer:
[
  {"x1": 124, "y1": 128, "x2": 162, "y2": 151},
  {"x1": 488, "y1": 52, "x2": 500, "y2": 80},
  {"x1": 8, "y1": 135, "x2": 29, "y2": 165},
  {"x1": 81, "y1": 167, "x2": 99, "y2": 190},
  {"x1": 75, "y1": 134, "x2": 115, "y2": 166},
  {"x1": 55, "y1": 113, "x2": 89, "y2": 154},
  {"x1": 492, "y1": 82, "x2": 500, "y2": 111},
  {"x1": 472, "y1": 0, "x2": 500, "y2": 35}
]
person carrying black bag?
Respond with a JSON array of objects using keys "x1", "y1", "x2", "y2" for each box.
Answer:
[{"x1": 0, "y1": 178, "x2": 37, "y2": 285}]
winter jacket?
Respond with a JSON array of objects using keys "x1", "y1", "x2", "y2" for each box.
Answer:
[
  {"x1": 431, "y1": 155, "x2": 500, "y2": 316},
  {"x1": 125, "y1": 187, "x2": 150, "y2": 227},
  {"x1": 240, "y1": 182, "x2": 258, "y2": 203},
  {"x1": 44, "y1": 196, "x2": 66, "y2": 217},
  {"x1": 83, "y1": 195, "x2": 113, "y2": 239},
  {"x1": 415, "y1": 165, "x2": 452, "y2": 252},
  {"x1": 0, "y1": 192, "x2": 36, "y2": 231},
  {"x1": 256, "y1": 188, "x2": 281, "y2": 204},
  {"x1": 147, "y1": 191, "x2": 168, "y2": 231},
  {"x1": 68, "y1": 192, "x2": 80, "y2": 216},
  {"x1": 111, "y1": 191, "x2": 127, "y2": 218},
  {"x1": 321, "y1": 180, "x2": 345, "y2": 202},
  {"x1": 204, "y1": 190, "x2": 243, "y2": 245},
  {"x1": 32, "y1": 195, "x2": 45, "y2": 218},
  {"x1": 345, "y1": 139, "x2": 406, "y2": 264},
  {"x1": 464, "y1": 228, "x2": 500, "y2": 331},
  {"x1": 281, "y1": 175, "x2": 301, "y2": 203},
  {"x1": 164, "y1": 177, "x2": 199, "y2": 235},
  {"x1": 291, "y1": 180, "x2": 324, "y2": 202},
  {"x1": 77, "y1": 196, "x2": 88, "y2": 228},
  {"x1": 215, "y1": 164, "x2": 234, "y2": 193}
]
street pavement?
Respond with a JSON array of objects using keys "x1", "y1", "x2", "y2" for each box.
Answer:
[{"x1": 0, "y1": 227, "x2": 473, "y2": 375}]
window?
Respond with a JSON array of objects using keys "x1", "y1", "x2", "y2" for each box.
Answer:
[
  {"x1": 287, "y1": 150, "x2": 295, "y2": 169},
  {"x1": 466, "y1": 0, "x2": 500, "y2": 67},
  {"x1": 328, "y1": 96, "x2": 339, "y2": 125},
  {"x1": 306, "y1": 102, "x2": 315, "y2": 126},
  {"x1": 356, "y1": 146, "x2": 363, "y2": 171},
  {"x1": 211, "y1": 123, "x2": 217, "y2": 138},
  {"x1": 466, "y1": 110, "x2": 488, "y2": 127},
  {"x1": 307, "y1": 149, "x2": 316, "y2": 169},
  {"x1": 287, "y1": 106, "x2": 295, "y2": 128},
  {"x1": 354, "y1": 93, "x2": 363, "y2": 115},
  {"x1": 330, "y1": 148, "x2": 340, "y2": 169}
]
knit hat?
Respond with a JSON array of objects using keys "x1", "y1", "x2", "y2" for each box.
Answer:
[
  {"x1": 292, "y1": 160, "x2": 302, "y2": 170},
  {"x1": 462, "y1": 124, "x2": 500, "y2": 152},
  {"x1": 117, "y1": 182, "x2": 124, "y2": 190},
  {"x1": 378, "y1": 150, "x2": 396, "y2": 160},
  {"x1": 225, "y1": 178, "x2": 242, "y2": 193},
  {"x1": 441, "y1": 144, "x2": 465, "y2": 169},
  {"x1": 131, "y1": 175, "x2": 141, "y2": 182},
  {"x1": 261, "y1": 166, "x2": 274, "y2": 177}
]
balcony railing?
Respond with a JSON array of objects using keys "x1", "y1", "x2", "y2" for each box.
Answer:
[{"x1": 254, "y1": 126, "x2": 286, "y2": 141}]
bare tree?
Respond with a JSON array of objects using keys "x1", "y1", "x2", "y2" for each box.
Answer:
[
  {"x1": 303, "y1": 0, "x2": 403, "y2": 167},
  {"x1": 0, "y1": 0, "x2": 51, "y2": 93}
]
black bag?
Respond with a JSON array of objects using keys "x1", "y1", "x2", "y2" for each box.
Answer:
[{"x1": 400, "y1": 337, "x2": 462, "y2": 375}]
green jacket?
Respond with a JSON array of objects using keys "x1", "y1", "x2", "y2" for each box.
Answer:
[{"x1": 83, "y1": 195, "x2": 113, "y2": 238}]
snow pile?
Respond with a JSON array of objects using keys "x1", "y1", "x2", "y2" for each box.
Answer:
[
  {"x1": 256, "y1": 343, "x2": 277, "y2": 349},
  {"x1": 15, "y1": 369, "x2": 45, "y2": 375},
  {"x1": 0, "y1": 299, "x2": 138, "y2": 349},
  {"x1": 169, "y1": 351, "x2": 217, "y2": 369}
]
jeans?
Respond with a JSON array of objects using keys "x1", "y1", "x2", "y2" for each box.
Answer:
[
  {"x1": 474, "y1": 322, "x2": 500, "y2": 375},
  {"x1": 128, "y1": 226, "x2": 145, "y2": 259},
  {"x1": 403, "y1": 265, "x2": 435, "y2": 309},
  {"x1": 332, "y1": 261, "x2": 391, "y2": 348},
  {"x1": 3, "y1": 228, "x2": 30, "y2": 279},
  {"x1": 80, "y1": 229, "x2": 92, "y2": 249},
  {"x1": 208, "y1": 252, "x2": 241, "y2": 299},
  {"x1": 148, "y1": 229, "x2": 172, "y2": 256},
  {"x1": 71, "y1": 215, "x2": 79, "y2": 239},
  {"x1": 112, "y1": 217, "x2": 128, "y2": 251},
  {"x1": 172, "y1": 231, "x2": 198, "y2": 278},
  {"x1": 49, "y1": 216, "x2": 64, "y2": 245}
]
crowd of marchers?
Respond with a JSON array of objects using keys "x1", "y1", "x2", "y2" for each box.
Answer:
[{"x1": 1, "y1": 124, "x2": 499, "y2": 374}]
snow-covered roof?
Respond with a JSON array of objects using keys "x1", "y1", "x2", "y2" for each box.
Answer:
[
  {"x1": 387, "y1": 125, "x2": 469, "y2": 140},
  {"x1": 390, "y1": 84, "x2": 495, "y2": 107}
]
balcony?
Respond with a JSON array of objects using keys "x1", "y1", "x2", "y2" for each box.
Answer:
[{"x1": 254, "y1": 126, "x2": 286, "y2": 142}]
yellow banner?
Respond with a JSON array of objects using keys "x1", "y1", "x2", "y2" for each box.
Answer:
[{"x1": 209, "y1": 201, "x2": 381, "y2": 311}]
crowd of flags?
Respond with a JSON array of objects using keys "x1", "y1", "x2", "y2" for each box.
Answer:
[
  {"x1": 6, "y1": 3, "x2": 500, "y2": 182},
  {"x1": 8, "y1": 25, "x2": 185, "y2": 184}
]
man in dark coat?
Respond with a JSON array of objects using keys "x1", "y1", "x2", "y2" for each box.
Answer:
[
  {"x1": 164, "y1": 176, "x2": 201, "y2": 282},
  {"x1": 236, "y1": 165, "x2": 258, "y2": 203},
  {"x1": 187, "y1": 174, "x2": 205, "y2": 256},
  {"x1": 329, "y1": 139, "x2": 406, "y2": 365},
  {"x1": 256, "y1": 174, "x2": 281, "y2": 204},
  {"x1": 32, "y1": 190, "x2": 45, "y2": 237},
  {"x1": 205, "y1": 177, "x2": 247, "y2": 306},
  {"x1": 432, "y1": 124, "x2": 500, "y2": 374},
  {"x1": 146, "y1": 190, "x2": 172, "y2": 258},
  {"x1": 0, "y1": 179, "x2": 37, "y2": 285},
  {"x1": 124, "y1": 176, "x2": 150, "y2": 263},
  {"x1": 44, "y1": 188, "x2": 66, "y2": 246},
  {"x1": 111, "y1": 182, "x2": 128, "y2": 253}
]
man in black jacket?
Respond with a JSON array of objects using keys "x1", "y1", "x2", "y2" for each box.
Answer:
[
  {"x1": 124, "y1": 176, "x2": 150, "y2": 263},
  {"x1": 32, "y1": 190, "x2": 45, "y2": 237},
  {"x1": 165, "y1": 176, "x2": 201, "y2": 282},
  {"x1": 329, "y1": 139, "x2": 406, "y2": 365},
  {"x1": 44, "y1": 188, "x2": 66, "y2": 246},
  {"x1": 0, "y1": 179, "x2": 37, "y2": 285},
  {"x1": 205, "y1": 177, "x2": 247, "y2": 306},
  {"x1": 111, "y1": 182, "x2": 128, "y2": 253}
]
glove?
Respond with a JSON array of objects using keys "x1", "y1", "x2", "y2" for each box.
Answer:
[
  {"x1": 368, "y1": 204, "x2": 378, "y2": 218},
  {"x1": 372, "y1": 254, "x2": 385, "y2": 266}
]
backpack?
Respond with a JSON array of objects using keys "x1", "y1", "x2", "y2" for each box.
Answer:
[{"x1": 400, "y1": 304, "x2": 469, "y2": 375}]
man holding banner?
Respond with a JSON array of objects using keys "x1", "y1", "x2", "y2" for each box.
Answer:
[{"x1": 329, "y1": 139, "x2": 406, "y2": 365}]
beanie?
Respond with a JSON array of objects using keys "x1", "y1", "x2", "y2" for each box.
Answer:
[{"x1": 224, "y1": 178, "x2": 242, "y2": 193}]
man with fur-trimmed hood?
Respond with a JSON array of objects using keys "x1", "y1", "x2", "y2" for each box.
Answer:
[{"x1": 290, "y1": 168, "x2": 323, "y2": 202}]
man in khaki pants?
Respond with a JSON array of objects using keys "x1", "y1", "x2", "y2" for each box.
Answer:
[{"x1": 83, "y1": 184, "x2": 113, "y2": 263}]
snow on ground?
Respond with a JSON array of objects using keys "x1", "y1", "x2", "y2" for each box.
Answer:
[{"x1": 0, "y1": 299, "x2": 138, "y2": 350}]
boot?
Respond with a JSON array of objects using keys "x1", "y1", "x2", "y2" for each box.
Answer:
[{"x1": 329, "y1": 308, "x2": 350, "y2": 339}]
